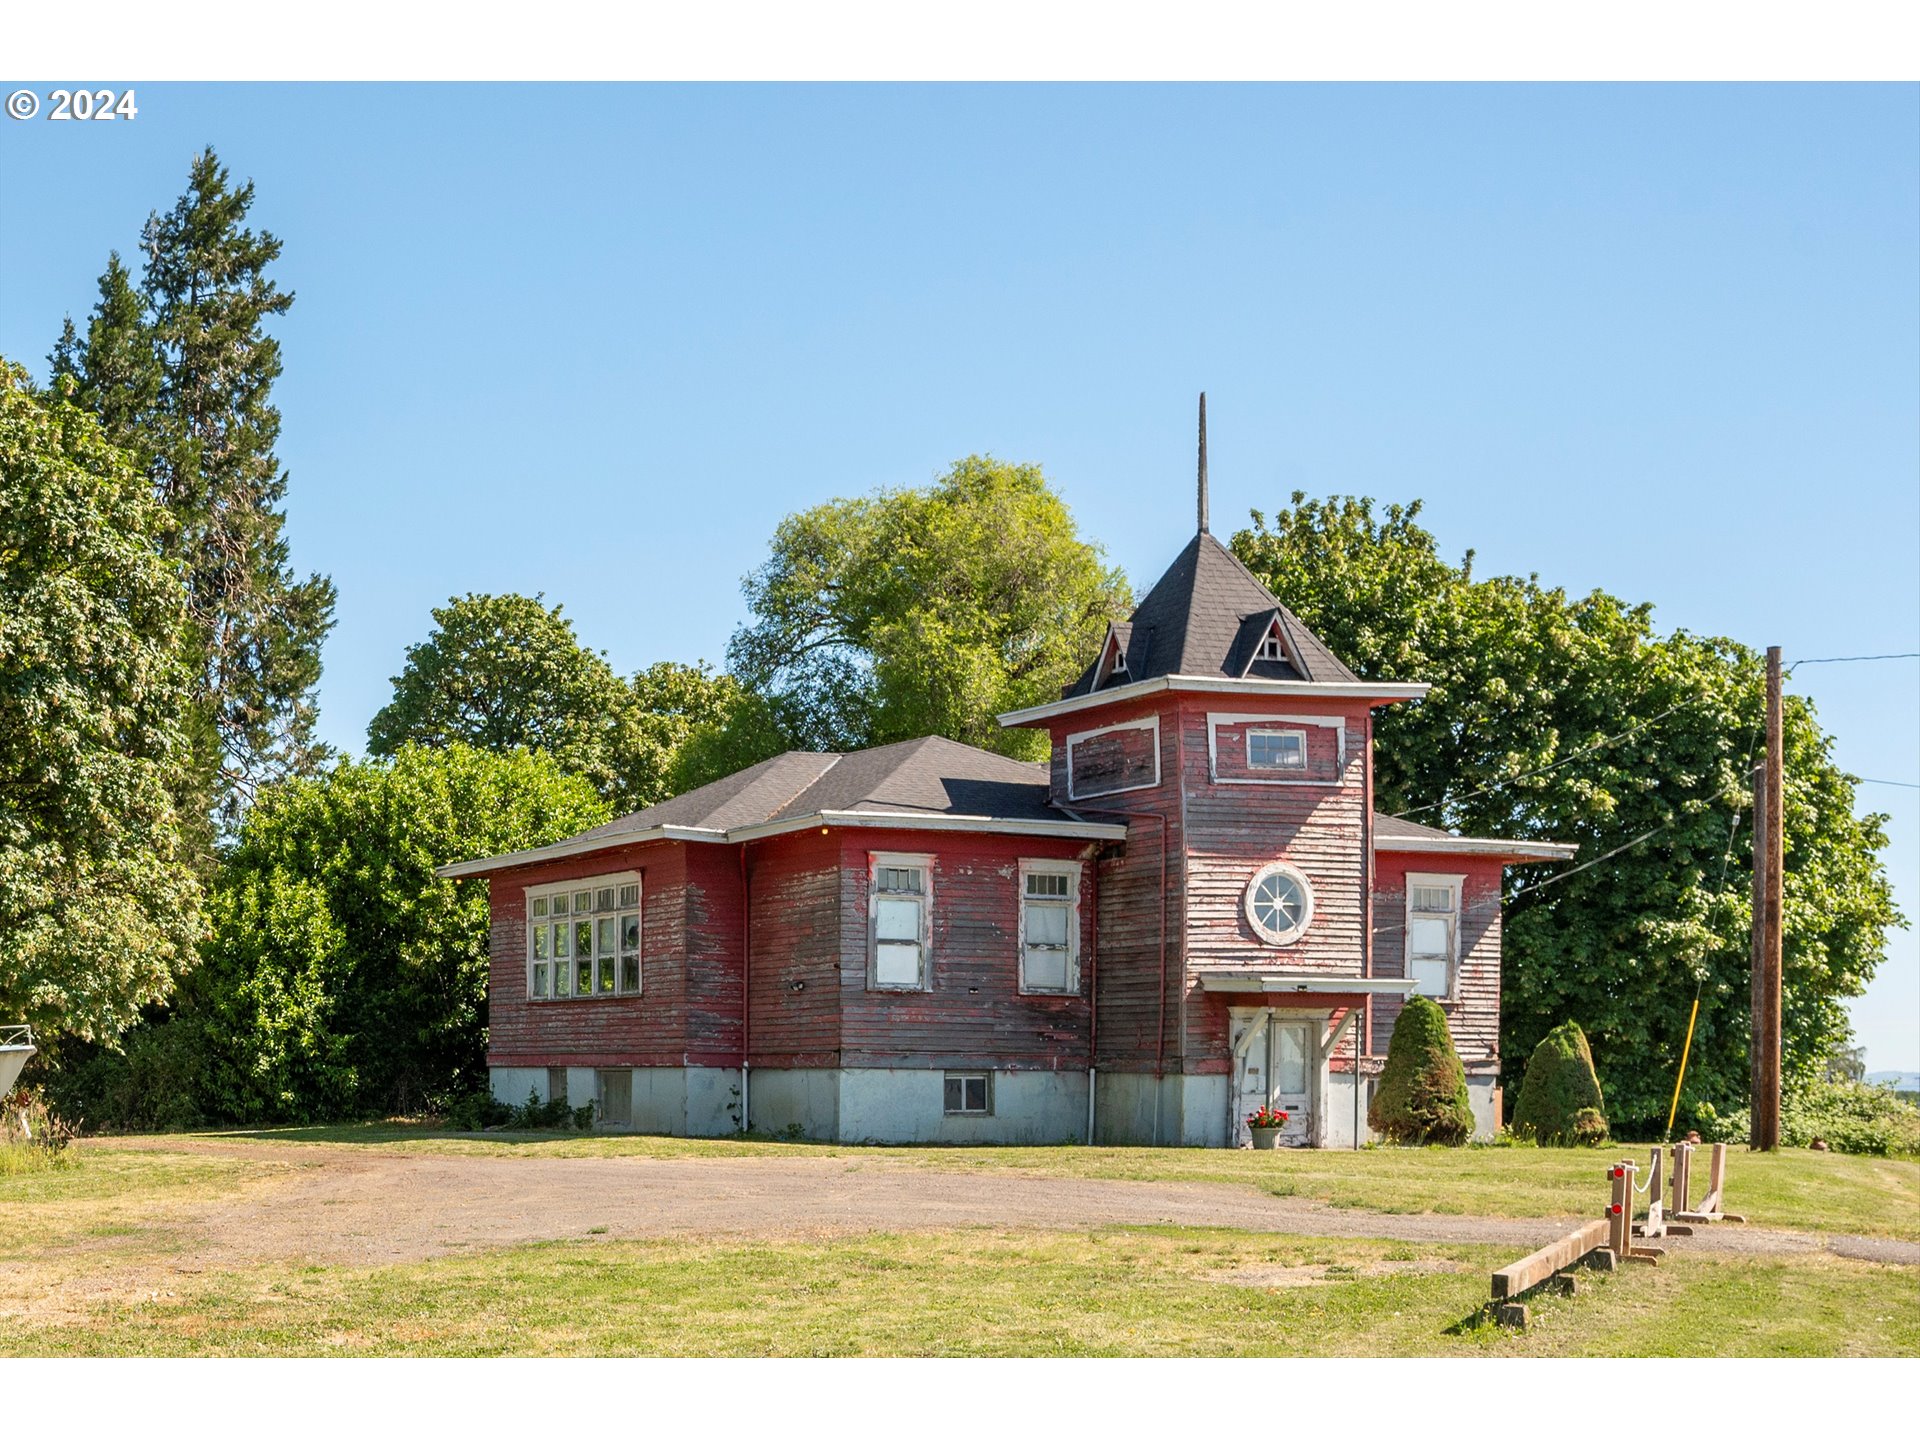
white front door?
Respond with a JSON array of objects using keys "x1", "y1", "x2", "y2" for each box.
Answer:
[
  {"x1": 1270, "y1": 1020, "x2": 1313, "y2": 1146},
  {"x1": 1231, "y1": 1012, "x2": 1316, "y2": 1147}
]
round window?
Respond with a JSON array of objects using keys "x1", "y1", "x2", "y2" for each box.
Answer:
[{"x1": 1244, "y1": 861, "x2": 1314, "y2": 945}]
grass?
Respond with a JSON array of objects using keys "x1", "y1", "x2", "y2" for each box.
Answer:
[
  {"x1": 177, "y1": 1121, "x2": 1920, "y2": 1243},
  {"x1": 8, "y1": 1224, "x2": 1915, "y2": 1357}
]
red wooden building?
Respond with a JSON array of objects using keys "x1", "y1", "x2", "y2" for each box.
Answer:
[{"x1": 439, "y1": 440, "x2": 1572, "y2": 1146}]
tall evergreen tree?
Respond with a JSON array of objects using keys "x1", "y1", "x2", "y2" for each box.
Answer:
[{"x1": 54, "y1": 148, "x2": 336, "y2": 834}]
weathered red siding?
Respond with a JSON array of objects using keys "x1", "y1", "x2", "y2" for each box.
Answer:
[
  {"x1": 834, "y1": 828, "x2": 1093, "y2": 1072},
  {"x1": 487, "y1": 838, "x2": 693, "y2": 1069},
  {"x1": 1370, "y1": 850, "x2": 1505, "y2": 1070},
  {"x1": 1045, "y1": 694, "x2": 1378, "y2": 1077}
]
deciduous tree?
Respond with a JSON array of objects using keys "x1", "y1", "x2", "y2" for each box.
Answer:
[
  {"x1": 725, "y1": 455, "x2": 1131, "y2": 763},
  {"x1": 188, "y1": 744, "x2": 608, "y2": 1120},
  {"x1": 1233, "y1": 494, "x2": 1901, "y2": 1134},
  {"x1": 0, "y1": 361, "x2": 201, "y2": 1041}
]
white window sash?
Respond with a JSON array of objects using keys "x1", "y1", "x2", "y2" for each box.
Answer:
[
  {"x1": 869, "y1": 853, "x2": 933, "y2": 990},
  {"x1": 1403, "y1": 872, "x2": 1463, "y2": 1001},
  {"x1": 524, "y1": 871, "x2": 642, "y2": 1001},
  {"x1": 1018, "y1": 860, "x2": 1082, "y2": 994}
]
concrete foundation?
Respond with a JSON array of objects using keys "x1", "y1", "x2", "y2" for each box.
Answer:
[
  {"x1": 490, "y1": 1062, "x2": 1477, "y2": 1147},
  {"x1": 489, "y1": 1064, "x2": 740, "y2": 1135},
  {"x1": 752, "y1": 1067, "x2": 1088, "y2": 1144}
]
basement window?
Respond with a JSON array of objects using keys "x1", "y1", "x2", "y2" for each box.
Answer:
[
  {"x1": 944, "y1": 1071, "x2": 992, "y2": 1115},
  {"x1": 526, "y1": 873, "x2": 641, "y2": 1001}
]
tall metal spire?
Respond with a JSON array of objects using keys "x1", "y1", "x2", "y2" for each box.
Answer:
[{"x1": 1197, "y1": 392, "x2": 1210, "y2": 534}]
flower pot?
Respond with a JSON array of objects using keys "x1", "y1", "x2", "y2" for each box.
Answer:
[{"x1": 1250, "y1": 1127, "x2": 1281, "y2": 1150}]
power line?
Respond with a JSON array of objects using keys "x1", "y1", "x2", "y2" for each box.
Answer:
[
  {"x1": 1788, "y1": 651, "x2": 1920, "y2": 671},
  {"x1": 1857, "y1": 777, "x2": 1920, "y2": 790},
  {"x1": 1391, "y1": 702, "x2": 1687, "y2": 820},
  {"x1": 1510, "y1": 820, "x2": 1679, "y2": 901}
]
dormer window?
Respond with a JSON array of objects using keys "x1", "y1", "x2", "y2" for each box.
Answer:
[
  {"x1": 1097, "y1": 632, "x2": 1130, "y2": 688},
  {"x1": 1255, "y1": 619, "x2": 1286, "y2": 663}
]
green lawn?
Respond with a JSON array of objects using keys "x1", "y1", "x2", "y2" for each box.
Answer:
[
  {"x1": 186, "y1": 1121, "x2": 1920, "y2": 1243},
  {"x1": 8, "y1": 1224, "x2": 1914, "y2": 1358}
]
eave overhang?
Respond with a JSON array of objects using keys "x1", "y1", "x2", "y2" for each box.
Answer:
[
  {"x1": 1371, "y1": 835, "x2": 1578, "y2": 862},
  {"x1": 998, "y1": 674, "x2": 1430, "y2": 728},
  {"x1": 1197, "y1": 971, "x2": 1420, "y2": 996},
  {"x1": 434, "y1": 810, "x2": 1128, "y2": 880}
]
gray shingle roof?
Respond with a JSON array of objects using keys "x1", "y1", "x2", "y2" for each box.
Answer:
[
  {"x1": 585, "y1": 734, "x2": 1061, "y2": 837},
  {"x1": 1066, "y1": 532, "x2": 1359, "y2": 697},
  {"x1": 1371, "y1": 812, "x2": 1459, "y2": 844}
]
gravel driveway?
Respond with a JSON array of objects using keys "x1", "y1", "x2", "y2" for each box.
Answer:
[{"x1": 90, "y1": 1137, "x2": 1920, "y2": 1270}]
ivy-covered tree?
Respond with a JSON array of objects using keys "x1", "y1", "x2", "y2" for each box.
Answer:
[
  {"x1": 186, "y1": 744, "x2": 608, "y2": 1120},
  {"x1": 1233, "y1": 494, "x2": 1902, "y2": 1134},
  {"x1": 51, "y1": 148, "x2": 337, "y2": 834},
  {"x1": 724, "y1": 455, "x2": 1132, "y2": 763},
  {"x1": 0, "y1": 361, "x2": 201, "y2": 1041}
]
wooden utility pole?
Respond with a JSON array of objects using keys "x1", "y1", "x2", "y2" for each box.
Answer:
[{"x1": 1750, "y1": 646, "x2": 1784, "y2": 1151}]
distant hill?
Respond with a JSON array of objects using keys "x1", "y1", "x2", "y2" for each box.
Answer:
[{"x1": 1866, "y1": 1070, "x2": 1920, "y2": 1091}]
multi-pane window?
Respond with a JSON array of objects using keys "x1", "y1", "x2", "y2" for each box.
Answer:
[
  {"x1": 527, "y1": 874, "x2": 641, "y2": 1000},
  {"x1": 1406, "y1": 874, "x2": 1461, "y2": 998},
  {"x1": 1247, "y1": 727, "x2": 1307, "y2": 771},
  {"x1": 1020, "y1": 864, "x2": 1080, "y2": 994},
  {"x1": 944, "y1": 1071, "x2": 991, "y2": 1115},
  {"x1": 870, "y1": 856, "x2": 929, "y2": 989}
]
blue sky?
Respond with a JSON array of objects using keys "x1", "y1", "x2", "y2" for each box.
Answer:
[{"x1": 3, "y1": 83, "x2": 1915, "y2": 1069}]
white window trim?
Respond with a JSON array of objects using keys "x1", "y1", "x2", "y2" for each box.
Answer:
[
  {"x1": 1244, "y1": 859, "x2": 1316, "y2": 947},
  {"x1": 1206, "y1": 711, "x2": 1348, "y2": 786},
  {"x1": 1064, "y1": 714, "x2": 1161, "y2": 801},
  {"x1": 868, "y1": 851, "x2": 934, "y2": 992},
  {"x1": 1404, "y1": 871, "x2": 1465, "y2": 1002},
  {"x1": 523, "y1": 870, "x2": 642, "y2": 1002},
  {"x1": 1017, "y1": 858, "x2": 1083, "y2": 996},
  {"x1": 1255, "y1": 619, "x2": 1287, "y2": 663}
]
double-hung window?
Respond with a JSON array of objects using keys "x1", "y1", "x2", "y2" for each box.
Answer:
[
  {"x1": 1405, "y1": 873, "x2": 1462, "y2": 999},
  {"x1": 870, "y1": 854, "x2": 931, "y2": 990},
  {"x1": 527, "y1": 873, "x2": 641, "y2": 1000},
  {"x1": 1247, "y1": 727, "x2": 1307, "y2": 771},
  {"x1": 1019, "y1": 861, "x2": 1081, "y2": 994}
]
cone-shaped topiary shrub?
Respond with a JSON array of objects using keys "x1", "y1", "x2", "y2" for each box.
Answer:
[
  {"x1": 1511, "y1": 1020, "x2": 1610, "y2": 1146},
  {"x1": 1367, "y1": 995, "x2": 1476, "y2": 1145}
]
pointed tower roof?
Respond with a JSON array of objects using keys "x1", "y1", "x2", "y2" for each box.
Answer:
[
  {"x1": 1057, "y1": 530, "x2": 1360, "y2": 698},
  {"x1": 998, "y1": 397, "x2": 1427, "y2": 728}
]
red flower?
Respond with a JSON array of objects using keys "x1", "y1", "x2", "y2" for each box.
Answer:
[{"x1": 1246, "y1": 1105, "x2": 1292, "y2": 1129}]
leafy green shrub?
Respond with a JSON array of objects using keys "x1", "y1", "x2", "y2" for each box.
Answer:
[
  {"x1": 1368, "y1": 995, "x2": 1476, "y2": 1145},
  {"x1": 510, "y1": 1090, "x2": 577, "y2": 1130},
  {"x1": 1511, "y1": 1021, "x2": 1610, "y2": 1146},
  {"x1": 41, "y1": 1019, "x2": 209, "y2": 1133},
  {"x1": 572, "y1": 1101, "x2": 596, "y2": 1131},
  {"x1": 1698, "y1": 1079, "x2": 1920, "y2": 1156},
  {"x1": 442, "y1": 1090, "x2": 511, "y2": 1132}
]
